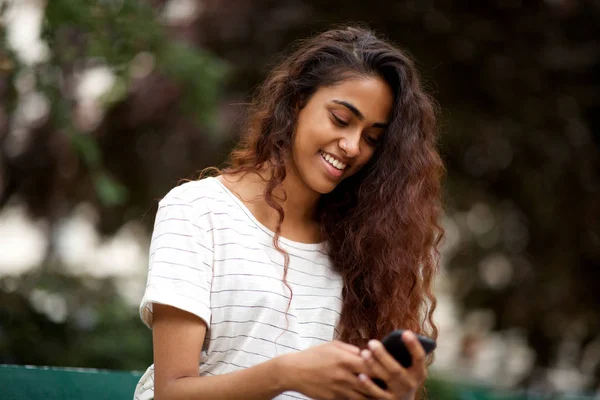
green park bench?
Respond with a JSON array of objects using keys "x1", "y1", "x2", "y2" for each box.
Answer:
[
  {"x1": 0, "y1": 364, "x2": 594, "y2": 400},
  {"x1": 0, "y1": 364, "x2": 142, "y2": 400}
]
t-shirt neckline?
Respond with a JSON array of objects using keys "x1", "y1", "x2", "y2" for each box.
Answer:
[{"x1": 209, "y1": 177, "x2": 327, "y2": 252}]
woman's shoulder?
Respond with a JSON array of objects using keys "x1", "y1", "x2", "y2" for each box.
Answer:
[{"x1": 160, "y1": 177, "x2": 225, "y2": 211}]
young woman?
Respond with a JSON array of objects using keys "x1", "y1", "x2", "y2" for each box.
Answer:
[{"x1": 134, "y1": 26, "x2": 444, "y2": 400}]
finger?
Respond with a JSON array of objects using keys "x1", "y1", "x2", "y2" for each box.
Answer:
[
  {"x1": 367, "y1": 339, "x2": 404, "y2": 374},
  {"x1": 402, "y1": 331, "x2": 428, "y2": 382},
  {"x1": 333, "y1": 340, "x2": 361, "y2": 354},
  {"x1": 403, "y1": 331, "x2": 426, "y2": 369},
  {"x1": 342, "y1": 351, "x2": 369, "y2": 375},
  {"x1": 358, "y1": 373, "x2": 395, "y2": 400},
  {"x1": 361, "y1": 349, "x2": 390, "y2": 381},
  {"x1": 338, "y1": 372, "x2": 370, "y2": 400}
]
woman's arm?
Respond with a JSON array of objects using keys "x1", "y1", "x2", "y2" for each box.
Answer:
[
  {"x1": 152, "y1": 303, "x2": 289, "y2": 400},
  {"x1": 152, "y1": 303, "x2": 389, "y2": 400}
]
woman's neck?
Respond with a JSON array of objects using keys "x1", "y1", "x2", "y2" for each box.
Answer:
[
  {"x1": 279, "y1": 162, "x2": 321, "y2": 224},
  {"x1": 219, "y1": 163, "x2": 322, "y2": 243}
]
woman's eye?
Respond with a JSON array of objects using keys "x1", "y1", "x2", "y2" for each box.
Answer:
[
  {"x1": 331, "y1": 113, "x2": 349, "y2": 127},
  {"x1": 364, "y1": 135, "x2": 378, "y2": 146}
]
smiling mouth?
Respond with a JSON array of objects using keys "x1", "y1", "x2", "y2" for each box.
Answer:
[{"x1": 320, "y1": 150, "x2": 347, "y2": 170}]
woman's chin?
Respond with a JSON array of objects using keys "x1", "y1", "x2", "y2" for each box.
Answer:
[{"x1": 309, "y1": 178, "x2": 340, "y2": 195}]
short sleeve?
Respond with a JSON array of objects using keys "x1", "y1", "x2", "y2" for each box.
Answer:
[{"x1": 139, "y1": 193, "x2": 214, "y2": 329}]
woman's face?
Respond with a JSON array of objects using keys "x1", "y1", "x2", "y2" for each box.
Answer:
[{"x1": 291, "y1": 76, "x2": 393, "y2": 194}]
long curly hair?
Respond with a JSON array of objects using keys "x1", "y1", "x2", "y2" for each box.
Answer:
[{"x1": 220, "y1": 26, "x2": 444, "y2": 347}]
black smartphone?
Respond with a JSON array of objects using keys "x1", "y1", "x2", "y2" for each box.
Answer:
[{"x1": 372, "y1": 329, "x2": 437, "y2": 389}]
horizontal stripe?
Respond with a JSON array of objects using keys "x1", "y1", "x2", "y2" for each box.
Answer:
[
  {"x1": 209, "y1": 334, "x2": 303, "y2": 352},
  {"x1": 208, "y1": 347, "x2": 271, "y2": 360},
  {"x1": 211, "y1": 212, "x2": 248, "y2": 223},
  {"x1": 196, "y1": 240, "x2": 214, "y2": 253},
  {"x1": 210, "y1": 304, "x2": 296, "y2": 317},
  {"x1": 294, "y1": 306, "x2": 342, "y2": 316},
  {"x1": 293, "y1": 292, "x2": 342, "y2": 300},
  {"x1": 150, "y1": 274, "x2": 210, "y2": 291},
  {"x1": 217, "y1": 241, "x2": 334, "y2": 270},
  {"x1": 153, "y1": 217, "x2": 189, "y2": 227},
  {"x1": 212, "y1": 273, "x2": 343, "y2": 290},
  {"x1": 152, "y1": 231, "x2": 193, "y2": 241},
  {"x1": 202, "y1": 359, "x2": 247, "y2": 370},
  {"x1": 151, "y1": 258, "x2": 212, "y2": 270},
  {"x1": 190, "y1": 196, "x2": 239, "y2": 206},
  {"x1": 208, "y1": 226, "x2": 258, "y2": 236},
  {"x1": 210, "y1": 319, "x2": 333, "y2": 341},
  {"x1": 282, "y1": 393, "x2": 309, "y2": 400},
  {"x1": 211, "y1": 319, "x2": 334, "y2": 332},
  {"x1": 214, "y1": 257, "x2": 340, "y2": 280},
  {"x1": 210, "y1": 284, "x2": 341, "y2": 301},
  {"x1": 187, "y1": 195, "x2": 219, "y2": 204},
  {"x1": 210, "y1": 288, "x2": 289, "y2": 300},
  {"x1": 157, "y1": 203, "x2": 195, "y2": 210},
  {"x1": 210, "y1": 306, "x2": 339, "y2": 325},
  {"x1": 151, "y1": 245, "x2": 197, "y2": 257}
]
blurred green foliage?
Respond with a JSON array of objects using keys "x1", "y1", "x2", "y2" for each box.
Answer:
[
  {"x1": 8, "y1": 0, "x2": 226, "y2": 207},
  {"x1": 1, "y1": 271, "x2": 152, "y2": 370},
  {"x1": 0, "y1": 0, "x2": 225, "y2": 372}
]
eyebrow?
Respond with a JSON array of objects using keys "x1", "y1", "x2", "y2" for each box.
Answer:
[{"x1": 332, "y1": 100, "x2": 389, "y2": 129}]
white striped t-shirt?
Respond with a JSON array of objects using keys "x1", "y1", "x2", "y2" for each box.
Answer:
[{"x1": 134, "y1": 177, "x2": 343, "y2": 400}]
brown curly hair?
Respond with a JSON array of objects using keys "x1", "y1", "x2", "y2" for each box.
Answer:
[{"x1": 219, "y1": 26, "x2": 444, "y2": 347}]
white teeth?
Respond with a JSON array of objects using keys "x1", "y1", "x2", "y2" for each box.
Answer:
[{"x1": 321, "y1": 151, "x2": 346, "y2": 170}]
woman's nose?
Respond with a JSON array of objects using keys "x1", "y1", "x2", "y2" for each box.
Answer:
[{"x1": 340, "y1": 134, "x2": 361, "y2": 158}]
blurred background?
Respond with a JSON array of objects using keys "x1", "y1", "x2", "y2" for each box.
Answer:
[{"x1": 0, "y1": 0, "x2": 598, "y2": 397}]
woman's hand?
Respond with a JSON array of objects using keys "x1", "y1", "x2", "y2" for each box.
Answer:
[
  {"x1": 278, "y1": 340, "x2": 386, "y2": 400},
  {"x1": 358, "y1": 331, "x2": 428, "y2": 400}
]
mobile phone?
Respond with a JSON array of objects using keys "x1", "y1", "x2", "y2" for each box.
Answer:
[{"x1": 372, "y1": 329, "x2": 437, "y2": 389}]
